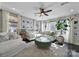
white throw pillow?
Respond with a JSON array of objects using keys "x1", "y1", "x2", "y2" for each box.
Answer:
[
  {"x1": 0, "y1": 33, "x2": 9, "y2": 42},
  {"x1": 9, "y1": 32, "x2": 21, "y2": 40}
]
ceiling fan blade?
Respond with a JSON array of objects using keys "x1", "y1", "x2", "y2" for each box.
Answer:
[
  {"x1": 44, "y1": 13, "x2": 49, "y2": 16},
  {"x1": 60, "y1": 2, "x2": 69, "y2": 6},
  {"x1": 45, "y1": 10, "x2": 52, "y2": 13}
]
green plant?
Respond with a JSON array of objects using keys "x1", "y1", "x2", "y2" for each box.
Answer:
[{"x1": 56, "y1": 19, "x2": 69, "y2": 34}]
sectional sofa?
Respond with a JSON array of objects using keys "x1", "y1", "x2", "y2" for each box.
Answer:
[{"x1": 0, "y1": 32, "x2": 27, "y2": 57}]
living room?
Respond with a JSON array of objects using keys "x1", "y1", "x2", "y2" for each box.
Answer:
[{"x1": 0, "y1": 1, "x2": 79, "y2": 57}]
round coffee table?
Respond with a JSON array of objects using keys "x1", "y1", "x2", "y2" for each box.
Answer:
[{"x1": 35, "y1": 36, "x2": 52, "y2": 49}]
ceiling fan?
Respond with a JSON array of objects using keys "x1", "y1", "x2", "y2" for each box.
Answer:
[
  {"x1": 35, "y1": 8, "x2": 52, "y2": 17},
  {"x1": 35, "y1": 2, "x2": 69, "y2": 17},
  {"x1": 34, "y1": 2, "x2": 53, "y2": 17}
]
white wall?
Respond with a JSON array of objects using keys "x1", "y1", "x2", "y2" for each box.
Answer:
[
  {"x1": 21, "y1": 17, "x2": 35, "y2": 31},
  {"x1": 69, "y1": 14, "x2": 79, "y2": 45},
  {"x1": 21, "y1": 17, "x2": 43, "y2": 33},
  {"x1": 2, "y1": 10, "x2": 9, "y2": 33},
  {"x1": 0, "y1": 10, "x2": 22, "y2": 33}
]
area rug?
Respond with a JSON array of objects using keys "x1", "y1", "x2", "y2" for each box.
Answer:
[{"x1": 14, "y1": 42, "x2": 68, "y2": 57}]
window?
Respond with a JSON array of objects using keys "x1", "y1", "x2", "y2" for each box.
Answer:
[
  {"x1": 23, "y1": 26, "x2": 25, "y2": 28},
  {"x1": 23, "y1": 20, "x2": 25, "y2": 23},
  {"x1": 27, "y1": 21, "x2": 29, "y2": 23}
]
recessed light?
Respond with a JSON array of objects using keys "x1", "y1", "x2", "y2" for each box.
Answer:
[
  {"x1": 12, "y1": 8, "x2": 15, "y2": 10},
  {"x1": 53, "y1": 10, "x2": 55, "y2": 11},
  {"x1": 70, "y1": 9, "x2": 74, "y2": 12}
]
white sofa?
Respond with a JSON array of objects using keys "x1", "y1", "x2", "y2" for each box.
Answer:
[
  {"x1": 0, "y1": 39, "x2": 27, "y2": 57},
  {"x1": 0, "y1": 32, "x2": 27, "y2": 57}
]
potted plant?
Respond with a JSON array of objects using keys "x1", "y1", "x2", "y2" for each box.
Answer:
[{"x1": 55, "y1": 19, "x2": 69, "y2": 45}]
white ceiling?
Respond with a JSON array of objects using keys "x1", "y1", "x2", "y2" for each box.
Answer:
[{"x1": 0, "y1": 2, "x2": 79, "y2": 20}]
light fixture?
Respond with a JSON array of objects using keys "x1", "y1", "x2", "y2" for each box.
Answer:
[
  {"x1": 12, "y1": 8, "x2": 15, "y2": 10},
  {"x1": 70, "y1": 9, "x2": 74, "y2": 12}
]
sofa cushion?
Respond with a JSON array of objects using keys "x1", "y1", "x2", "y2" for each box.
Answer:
[
  {"x1": 0, "y1": 37, "x2": 9, "y2": 42},
  {"x1": 8, "y1": 32, "x2": 21, "y2": 40},
  {"x1": 0, "y1": 33, "x2": 9, "y2": 42}
]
